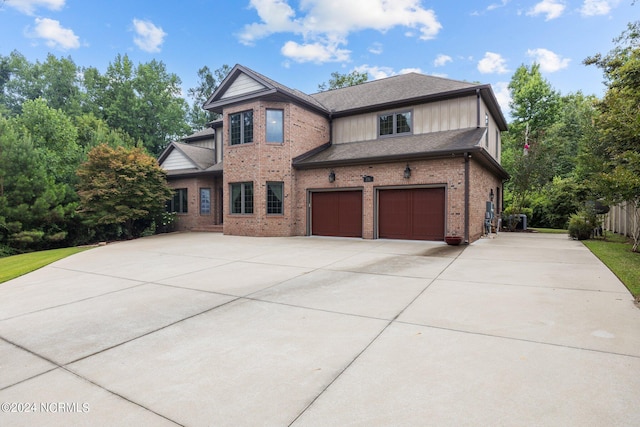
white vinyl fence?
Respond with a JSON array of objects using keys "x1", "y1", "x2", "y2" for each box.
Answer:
[{"x1": 603, "y1": 201, "x2": 639, "y2": 237}]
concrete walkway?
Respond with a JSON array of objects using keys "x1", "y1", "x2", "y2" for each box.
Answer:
[{"x1": 0, "y1": 232, "x2": 638, "y2": 426}]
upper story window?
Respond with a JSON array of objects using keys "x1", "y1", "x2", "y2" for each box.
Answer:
[
  {"x1": 230, "y1": 111, "x2": 253, "y2": 145},
  {"x1": 485, "y1": 113, "x2": 489, "y2": 147},
  {"x1": 379, "y1": 111, "x2": 412, "y2": 137},
  {"x1": 266, "y1": 109, "x2": 284, "y2": 143}
]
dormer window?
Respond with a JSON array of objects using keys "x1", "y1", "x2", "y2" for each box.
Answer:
[
  {"x1": 230, "y1": 110, "x2": 253, "y2": 145},
  {"x1": 379, "y1": 111, "x2": 412, "y2": 137}
]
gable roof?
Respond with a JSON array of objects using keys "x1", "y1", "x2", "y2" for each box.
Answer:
[
  {"x1": 293, "y1": 127, "x2": 509, "y2": 180},
  {"x1": 203, "y1": 64, "x2": 327, "y2": 114},
  {"x1": 183, "y1": 126, "x2": 215, "y2": 142},
  {"x1": 203, "y1": 64, "x2": 507, "y2": 131},
  {"x1": 158, "y1": 141, "x2": 218, "y2": 177},
  {"x1": 310, "y1": 73, "x2": 507, "y2": 130}
]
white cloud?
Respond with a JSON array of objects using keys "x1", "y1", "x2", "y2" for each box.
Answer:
[
  {"x1": 477, "y1": 52, "x2": 509, "y2": 74},
  {"x1": 492, "y1": 81, "x2": 511, "y2": 116},
  {"x1": 368, "y1": 42, "x2": 383, "y2": 55},
  {"x1": 580, "y1": 0, "x2": 619, "y2": 16},
  {"x1": 29, "y1": 17, "x2": 79, "y2": 50},
  {"x1": 487, "y1": 0, "x2": 510, "y2": 11},
  {"x1": 6, "y1": 0, "x2": 65, "y2": 15},
  {"x1": 353, "y1": 64, "x2": 422, "y2": 80},
  {"x1": 239, "y1": 0, "x2": 442, "y2": 63},
  {"x1": 527, "y1": 48, "x2": 570, "y2": 72},
  {"x1": 281, "y1": 40, "x2": 350, "y2": 63},
  {"x1": 527, "y1": 0, "x2": 566, "y2": 20},
  {"x1": 132, "y1": 19, "x2": 166, "y2": 53},
  {"x1": 434, "y1": 54, "x2": 452, "y2": 67},
  {"x1": 400, "y1": 67, "x2": 422, "y2": 74}
]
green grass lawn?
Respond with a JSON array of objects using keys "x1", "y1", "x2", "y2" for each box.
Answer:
[
  {"x1": 0, "y1": 247, "x2": 91, "y2": 284},
  {"x1": 530, "y1": 228, "x2": 568, "y2": 234},
  {"x1": 583, "y1": 233, "x2": 640, "y2": 300}
]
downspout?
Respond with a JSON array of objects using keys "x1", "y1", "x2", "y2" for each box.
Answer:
[
  {"x1": 476, "y1": 88, "x2": 481, "y2": 128},
  {"x1": 464, "y1": 152, "x2": 470, "y2": 244}
]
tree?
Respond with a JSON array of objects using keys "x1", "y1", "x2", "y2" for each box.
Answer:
[
  {"x1": 76, "y1": 144, "x2": 174, "y2": 238},
  {"x1": 187, "y1": 64, "x2": 231, "y2": 130},
  {"x1": 13, "y1": 98, "x2": 81, "y2": 185},
  {"x1": 0, "y1": 118, "x2": 74, "y2": 251},
  {"x1": 83, "y1": 54, "x2": 189, "y2": 155},
  {"x1": 583, "y1": 21, "x2": 640, "y2": 250},
  {"x1": 317, "y1": 70, "x2": 368, "y2": 91},
  {"x1": 0, "y1": 51, "x2": 83, "y2": 117},
  {"x1": 502, "y1": 64, "x2": 561, "y2": 223}
]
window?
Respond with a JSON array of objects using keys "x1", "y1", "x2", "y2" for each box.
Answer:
[
  {"x1": 200, "y1": 188, "x2": 211, "y2": 215},
  {"x1": 266, "y1": 109, "x2": 284, "y2": 143},
  {"x1": 485, "y1": 113, "x2": 489, "y2": 147},
  {"x1": 266, "y1": 182, "x2": 284, "y2": 215},
  {"x1": 230, "y1": 111, "x2": 253, "y2": 145},
  {"x1": 167, "y1": 188, "x2": 188, "y2": 214},
  {"x1": 230, "y1": 182, "x2": 253, "y2": 214},
  {"x1": 379, "y1": 111, "x2": 412, "y2": 137}
]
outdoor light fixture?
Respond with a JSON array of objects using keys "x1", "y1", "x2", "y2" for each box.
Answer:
[
  {"x1": 404, "y1": 164, "x2": 412, "y2": 179},
  {"x1": 490, "y1": 188, "x2": 494, "y2": 201},
  {"x1": 328, "y1": 170, "x2": 335, "y2": 183}
]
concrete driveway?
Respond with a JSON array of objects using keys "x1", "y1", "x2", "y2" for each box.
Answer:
[{"x1": 1, "y1": 232, "x2": 639, "y2": 426}]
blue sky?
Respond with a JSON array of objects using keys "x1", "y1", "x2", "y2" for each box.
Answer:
[{"x1": 0, "y1": 0, "x2": 636, "y2": 117}]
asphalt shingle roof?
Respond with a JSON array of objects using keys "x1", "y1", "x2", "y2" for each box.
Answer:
[
  {"x1": 310, "y1": 73, "x2": 479, "y2": 114},
  {"x1": 171, "y1": 142, "x2": 215, "y2": 170},
  {"x1": 294, "y1": 127, "x2": 486, "y2": 167}
]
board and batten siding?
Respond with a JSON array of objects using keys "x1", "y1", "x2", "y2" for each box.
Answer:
[
  {"x1": 162, "y1": 149, "x2": 196, "y2": 171},
  {"x1": 331, "y1": 95, "x2": 502, "y2": 163},
  {"x1": 220, "y1": 74, "x2": 267, "y2": 100},
  {"x1": 332, "y1": 96, "x2": 478, "y2": 144},
  {"x1": 189, "y1": 138, "x2": 215, "y2": 150}
]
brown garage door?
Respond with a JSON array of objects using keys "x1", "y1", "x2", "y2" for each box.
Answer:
[
  {"x1": 378, "y1": 188, "x2": 445, "y2": 241},
  {"x1": 312, "y1": 191, "x2": 362, "y2": 237}
]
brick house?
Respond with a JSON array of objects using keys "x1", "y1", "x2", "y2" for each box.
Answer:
[{"x1": 159, "y1": 64, "x2": 509, "y2": 243}]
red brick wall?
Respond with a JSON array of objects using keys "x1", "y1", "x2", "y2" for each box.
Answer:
[
  {"x1": 167, "y1": 175, "x2": 222, "y2": 231},
  {"x1": 222, "y1": 101, "x2": 329, "y2": 236},
  {"x1": 468, "y1": 159, "x2": 503, "y2": 241}
]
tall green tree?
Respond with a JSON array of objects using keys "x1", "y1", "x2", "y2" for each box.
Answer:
[
  {"x1": 83, "y1": 54, "x2": 189, "y2": 155},
  {"x1": 0, "y1": 51, "x2": 83, "y2": 117},
  {"x1": 0, "y1": 118, "x2": 75, "y2": 250},
  {"x1": 584, "y1": 21, "x2": 640, "y2": 250},
  {"x1": 317, "y1": 70, "x2": 368, "y2": 91},
  {"x1": 76, "y1": 144, "x2": 174, "y2": 238},
  {"x1": 187, "y1": 64, "x2": 231, "y2": 130},
  {"x1": 13, "y1": 98, "x2": 81, "y2": 186},
  {"x1": 503, "y1": 63, "x2": 561, "y2": 221}
]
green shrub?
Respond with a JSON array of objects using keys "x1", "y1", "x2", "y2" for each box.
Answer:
[{"x1": 568, "y1": 210, "x2": 597, "y2": 240}]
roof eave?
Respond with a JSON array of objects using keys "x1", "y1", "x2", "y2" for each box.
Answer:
[{"x1": 293, "y1": 146, "x2": 482, "y2": 170}]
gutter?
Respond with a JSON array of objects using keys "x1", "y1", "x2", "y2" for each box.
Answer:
[
  {"x1": 476, "y1": 88, "x2": 481, "y2": 128},
  {"x1": 464, "y1": 152, "x2": 470, "y2": 244}
]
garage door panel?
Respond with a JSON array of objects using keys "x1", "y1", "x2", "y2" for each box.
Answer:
[
  {"x1": 379, "y1": 188, "x2": 445, "y2": 241},
  {"x1": 411, "y1": 188, "x2": 445, "y2": 240},
  {"x1": 378, "y1": 190, "x2": 410, "y2": 239},
  {"x1": 312, "y1": 191, "x2": 362, "y2": 238}
]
